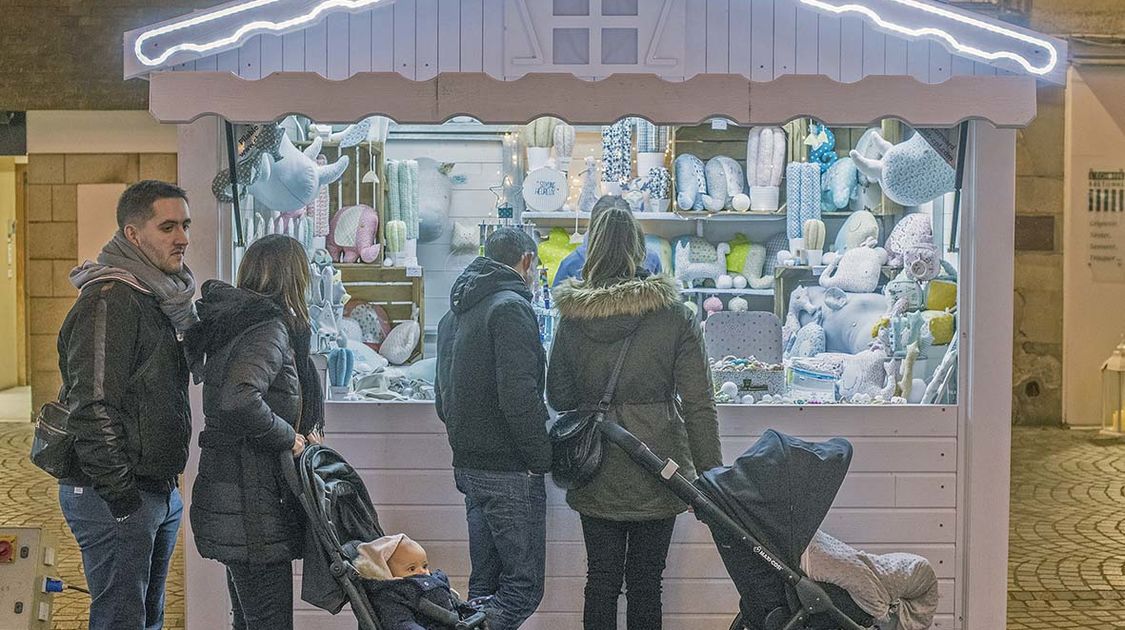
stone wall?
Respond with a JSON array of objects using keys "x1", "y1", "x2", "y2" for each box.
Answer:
[{"x1": 27, "y1": 153, "x2": 177, "y2": 413}]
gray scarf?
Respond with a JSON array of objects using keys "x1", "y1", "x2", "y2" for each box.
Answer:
[{"x1": 70, "y1": 232, "x2": 199, "y2": 333}]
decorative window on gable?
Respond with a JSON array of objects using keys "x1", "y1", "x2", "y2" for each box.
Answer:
[{"x1": 505, "y1": 0, "x2": 685, "y2": 78}]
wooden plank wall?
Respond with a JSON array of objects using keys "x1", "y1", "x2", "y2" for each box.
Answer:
[
  {"x1": 173, "y1": 0, "x2": 999, "y2": 88},
  {"x1": 292, "y1": 403, "x2": 959, "y2": 629}
]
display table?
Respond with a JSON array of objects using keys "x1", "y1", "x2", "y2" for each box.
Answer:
[{"x1": 289, "y1": 401, "x2": 959, "y2": 630}]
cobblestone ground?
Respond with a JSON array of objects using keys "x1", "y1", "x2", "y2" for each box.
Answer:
[
  {"x1": 0, "y1": 423, "x2": 184, "y2": 630},
  {"x1": 1008, "y1": 427, "x2": 1125, "y2": 629}
]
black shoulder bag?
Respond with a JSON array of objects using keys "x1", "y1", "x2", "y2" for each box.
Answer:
[
  {"x1": 548, "y1": 335, "x2": 633, "y2": 490},
  {"x1": 30, "y1": 387, "x2": 78, "y2": 479}
]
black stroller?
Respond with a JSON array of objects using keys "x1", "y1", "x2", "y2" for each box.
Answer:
[
  {"x1": 599, "y1": 423, "x2": 874, "y2": 630},
  {"x1": 280, "y1": 446, "x2": 488, "y2": 630}
]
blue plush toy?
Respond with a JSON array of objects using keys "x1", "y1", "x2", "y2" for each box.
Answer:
[
  {"x1": 821, "y1": 156, "x2": 860, "y2": 211},
  {"x1": 850, "y1": 132, "x2": 956, "y2": 207},
  {"x1": 328, "y1": 336, "x2": 355, "y2": 389},
  {"x1": 805, "y1": 122, "x2": 838, "y2": 173}
]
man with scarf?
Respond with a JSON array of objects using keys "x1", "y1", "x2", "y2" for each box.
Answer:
[{"x1": 57, "y1": 180, "x2": 197, "y2": 630}]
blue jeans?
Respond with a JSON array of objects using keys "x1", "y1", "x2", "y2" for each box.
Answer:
[
  {"x1": 454, "y1": 468, "x2": 546, "y2": 630},
  {"x1": 59, "y1": 485, "x2": 183, "y2": 630}
]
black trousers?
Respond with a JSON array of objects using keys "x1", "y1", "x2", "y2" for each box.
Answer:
[
  {"x1": 580, "y1": 514, "x2": 677, "y2": 630},
  {"x1": 225, "y1": 561, "x2": 293, "y2": 630}
]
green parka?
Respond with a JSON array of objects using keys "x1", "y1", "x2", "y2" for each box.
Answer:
[{"x1": 547, "y1": 273, "x2": 723, "y2": 521}]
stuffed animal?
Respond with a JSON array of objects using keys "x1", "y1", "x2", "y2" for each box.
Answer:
[
  {"x1": 602, "y1": 120, "x2": 632, "y2": 186},
  {"x1": 763, "y1": 232, "x2": 790, "y2": 277},
  {"x1": 645, "y1": 234, "x2": 673, "y2": 274},
  {"x1": 838, "y1": 346, "x2": 889, "y2": 399},
  {"x1": 834, "y1": 210, "x2": 880, "y2": 253},
  {"x1": 705, "y1": 156, "x2": 747, "y2": 211},
  {"x1": 820, "y1": 239, "x2": 888, "y2": 294},
  {"x1": 885, "y1": 213, "x2": 933, "y2": 268},
  {"x1": 415, "y1": 158, "x2": 455, "y2": 243},
  {"x1": 728, "y1": 296, "x2": 749, "y2": 312},
  {"x1": 786, "y1": 162, "x2": 822, "y2": 241},
  {"x1": 904, "y1": 243, "x2": 942, "y2": 282},
  {"x1": 806, "y1": 122, "x2": 838, "y2": 173},
  {"x1": 211, "y1": 123, "x2": 287, "y2": 204},
  {"x1": 746, "y1": 126, "x2": 787, "y2": 189},
  {"x1": 674, "y1": 237, "x2": 731, "y2": 287},
  {"x1": 787, "y1": 311, "x2": 827, "y2": 359},
  {"x1": 675, "y1": 154, "x2": 717, "y2": 211},
  {"x1": 703, "y1": 296, "x2": 724, "y2": 318},
  {"x1": 539, "y1": 227, "x2": 580, "y2": 285},
  {"x1": 380, "y1": 307, "x2": 420, "y2": 365},
  {"x1": 883, "y1": 271, "x2": 924, "y2": 312},
  {"x1": 821, "y1": 157, "x2": 859, "y2": 211},
  {"x1": 577, "y1": 156, "x2": 600, "y2": 214},
  {"x1": 350, "y1": 302, "x2": 393, "y2": 348},
  {"x1": 850, "y1": 132, "x2": 955, "y2": 207},
  {"x1": 328, "y1": 204, "x2": 380, "y2": 264},
  {"x1": 246, "y1": 133, "x2": 350, "y2": 213},
  {"x1": 788, "y1": 286, "x2": 886, "y2": 355},
  {"x1": 328, "y1": 337, "x2": 356, "y2": 389}
]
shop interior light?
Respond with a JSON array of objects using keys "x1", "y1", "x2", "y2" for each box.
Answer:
[
  {"x1": 799, "y1": 0, "x2": 1058, "y2": 76},
  {"x1": 134, "y1": 0, "x2": 390, "y2": 67}
]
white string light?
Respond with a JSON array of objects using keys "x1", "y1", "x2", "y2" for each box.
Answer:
[
  {"x1": 800, "y1": 0, "x2": 1058, "y2": 75},
  {"x1": 135, "y1": 0, "x2": 390, "y2": 67}
]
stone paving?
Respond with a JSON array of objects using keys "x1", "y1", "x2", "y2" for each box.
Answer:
[
  {"x1": 0, "y1": 423, "x2": 184, "y2": 630},
  {"x1": 1007, "y1": 427, "x2": 1125, "y2": 629},
  {"x1": 2, "y1": 420, "x2": 1123, "y2": 628}
]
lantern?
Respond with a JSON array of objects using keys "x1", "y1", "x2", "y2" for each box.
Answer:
[{"x1": 1102, "y1": 341, "x2": 1125, "y2": 434}]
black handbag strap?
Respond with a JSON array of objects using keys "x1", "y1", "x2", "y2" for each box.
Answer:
[{"x1": 596, "y1": 335, "x2": 634, "y2": 411}]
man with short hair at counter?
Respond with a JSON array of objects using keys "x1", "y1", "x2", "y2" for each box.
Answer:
[{"x1": 435, "y1": 227, "x2": 551, "y2": 629}]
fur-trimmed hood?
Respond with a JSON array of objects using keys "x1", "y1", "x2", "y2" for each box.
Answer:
[{"x1": 553, "y1": 274, "x2": 682, "y2": 343}]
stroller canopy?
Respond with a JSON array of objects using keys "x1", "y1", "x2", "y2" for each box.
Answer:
[{"x1": 698, "y1": 430, "x2": 852, "y2": 567}]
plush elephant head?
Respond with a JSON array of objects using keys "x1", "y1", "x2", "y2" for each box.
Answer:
[
  {"x1": 675, "y1": 153, "x2": 712, "y2": 211},
  {"x1": 416, "y1": 158, "x2": 456, "y2": 243},
  {"x1": 791, "y1": 285, "x2": 886, "y2": 355},
  {"x1": 850, "y1": 132, "x2": 955, "y2": 207},
  {"x1": 248, "y1": 134, "x2": 350, "y2": 213},
  {"x1": 705, "y1": 156, "x2": 746, "y2": 211}
]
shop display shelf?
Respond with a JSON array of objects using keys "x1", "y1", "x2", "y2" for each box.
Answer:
[
  {"x1": 681, "y1": 287, "x2": 774, "y2": 297},
  {"x1": 522, "y1": 211, "x2": 786, "y2": 223}
]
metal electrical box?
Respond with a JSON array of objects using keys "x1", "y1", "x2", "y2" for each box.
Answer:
[{"x1": 0, "y1": 527, "x2": 56, "y2": 630}]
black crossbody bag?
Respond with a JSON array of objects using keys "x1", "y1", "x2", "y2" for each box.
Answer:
[
  {"x1": 548, "y1": 335, "x2": 633, "y2": 490},
  {"x1": 30, "y1": 387, "x2": 78, "y2": 479}
]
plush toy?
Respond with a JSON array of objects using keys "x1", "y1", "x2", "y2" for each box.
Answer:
[
  {"x1": 328, "y1": 204, "x2": 381, "y2": 264},
  {"x1": 883, "y1": 271, "x2": 924, "y2": 312},
  {"x1": 786, "y1": 162, "x2": 822, "y2": 242},
  {"x1": 763, "y1": 232, "x2": 790, "y2": 277},
  {"x1": 246, "y1": 133, "x2": 350, "y2": 213},
  {"x1": 885, "y1": 213, "x2": 933, "y2": 268},
  {"x1": 385, "y1": 220, "x2": 407, "y2": 264},
  {"x1": 834, "y1": 210, "x2": 880, "y2": 253},
  {"x1": 539, "y1": 227, "x2": 580, "y2": 284},
  {"x1": 732, "y1": 275, "x2": 748, "y2": 289},
  {"x1": 675, "y1": 154, "x2": 717, "y2": 211},
  {"x1": 838, "y1": 346, "x2": 889, "y2": 400},
  {"x1": 211, "y1": 123, "x2": 287, "y2": 204},
  {"x1": 703, "y1": 296, "x2": 724, "y2": 318},
  {"x1": 640, "y1": 167, "x2": 672, "y2": 211},
  {"x1": 746, "y1": 126, "x2": 787, "y2": 212},
  {"x1": 645, "y1": 234, "x2": 673, "y2": 275},
  {"x1": 381, "y1": 320, "x2": 419, "y2": 366},
  {"x1": 787, "y1": 311, "x2": 827, "y2": 359},
  {"x1": 416, "y1": 158, "x2": 455, "y2": 243},
  {"x1": 729, "y1": 297, "x2": 749, "y2": 312},
  {"x1": 821, "y1": 157, "x2": 860, "y2": 211},
  {"x1": 922, "y1": 310, "x2": 956, "y2": 345},
  {"x1": 328, "y1": 336, "x2": 356, "y2": 389},
  {"x1": 705, "y1": 156, "x2": 747, "y2": 211},
  {"x1": 850, "y1": 132, "x2": 956, "y2": 207},
  {"x1": 674, "y1": 237, "x2": 731, "y2": 287},
  {"x1": 350, "y1": 302, "x2": 393, "y2": 348},
  {"x1": 820, "y1": 238, "x2": 888, "y2": 294},
  {"x1": 805, "y1": 122, "x2": 838, "y2": 173},
  {"x1": 636, "y1": 119, "x2": 662, "y2": 153},
  {"x1": 602, "y1": 120, "x2": 632, "y2": 186},
  {"x1": 927, "y1": 278, "x2": 957, "y2": 312},
  {"x1": 400, "y1": 160, "x2": 420, "y2": 240},
  {"x1": 716, "y1": 275, "x2": 734, "y2": 290},
  {"x1": 788, "y1": 286, "x2": 886, "y2": 355},
  {"x1": 904, "y1": 243, "x2": 942, "y2": 282},
  {"x1": 553, "y1": 123, "x2": 576, "y2": 171},
  {"x1": 305, "y1": 154, "x2": 332, "y2": 240},
  {"x1": 577, "y1": 156, "x2": 601, "y2": 214},
  {"x1": 804, "y1": 219, "x2": 826, "y2": 265}
]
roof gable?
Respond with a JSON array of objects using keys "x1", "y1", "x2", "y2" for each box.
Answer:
[{"x1": 125, "y1": 0, "x2": 1066, "y2": 84}]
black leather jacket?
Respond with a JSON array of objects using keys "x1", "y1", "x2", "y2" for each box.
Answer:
[{"x1": 58, "y1": 280, "x2": 191, "y2": 518}]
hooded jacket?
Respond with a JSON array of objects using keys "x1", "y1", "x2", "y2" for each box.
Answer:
[
  {"x1": 184, "y1": 281, "x2": 318, "y2": 564},
  {"x1": 57, "y1": 278, "x2": 192, "y2": 518},
  {"x1": 548, "y1": 274, "x2": 722, "y2": 521},
  {"x1": 435, "y1": 257, "x2": 551, "y2": 473}
]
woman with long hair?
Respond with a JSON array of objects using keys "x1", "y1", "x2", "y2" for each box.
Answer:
[
  {"x1": 547, "y1": 199, "x2": 722, "y2": 629},
  {"x1": 185, "y1": 235, "x2": 324, "y2": 629}
]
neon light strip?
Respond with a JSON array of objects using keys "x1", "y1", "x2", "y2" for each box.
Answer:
[
  {"x1": 800, "y1": 0, "x2": 1058, "y2": 75},
  {"x1": 134, "y1": 0, "x2": 390, "y2": 67}
]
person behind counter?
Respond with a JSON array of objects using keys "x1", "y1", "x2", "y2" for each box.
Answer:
[
  {"x1": 552, "y1": 195, "x2": 662, "y2": 287},
  {"x1": 57, "y1": 180, "x2": 196, "y2": 630},
  {"x1": 548, "y1": 206, "x2": 723, "y2": 630},
  {"x1": 435, "y1": 227, "x2": 551, "y2": 630},
  {"x1": 184, "y1": 234, "x2": 325, "y2": 630}
]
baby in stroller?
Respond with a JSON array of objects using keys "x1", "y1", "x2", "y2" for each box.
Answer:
[{"x1": 346, "y1": 534, "x2": 483, "y2": 630}]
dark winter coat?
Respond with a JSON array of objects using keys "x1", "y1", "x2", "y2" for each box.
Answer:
[
  {"x1": 57, "y1": 279, "x2": 191, "y2": 518},
  {"x1": 185, "y1": 281, "x2": 319, "y2": 564},
  {"x1": 366, "y1": 571, "x2": 460, "y2": 630},
  {"x1": 435, "y1": 257, "x2": 551, "y2": 473},
  {"x1": 548, "y1": 274, "x2": 723, "y2": 521}
]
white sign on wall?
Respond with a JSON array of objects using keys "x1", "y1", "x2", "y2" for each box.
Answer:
[{"x1": 1085, "y1": 168, "x2": 1125, "y2": 283}]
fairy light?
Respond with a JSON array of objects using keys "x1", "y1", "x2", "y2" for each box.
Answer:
[{"x1": 799, "y1": 0, "x2": 1058, "y2": 76}]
